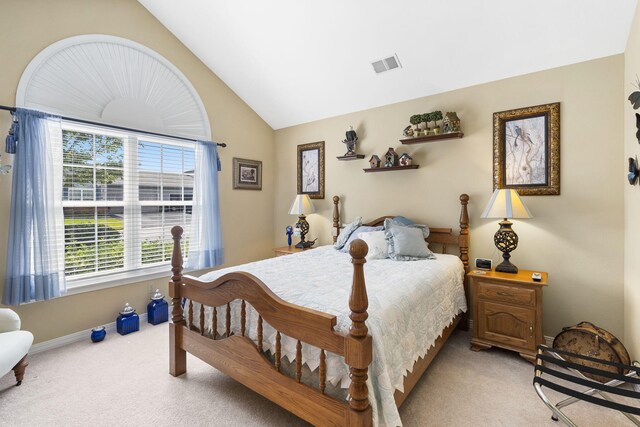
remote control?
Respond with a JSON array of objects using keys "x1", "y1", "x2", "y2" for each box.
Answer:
[{"x1": 532, "y1": 272, "x2": 542, "y2": 282}]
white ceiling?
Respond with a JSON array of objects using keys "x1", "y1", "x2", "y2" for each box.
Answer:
[{"x1": 139, "y1": 0, "x2": 637, "y2": 130}]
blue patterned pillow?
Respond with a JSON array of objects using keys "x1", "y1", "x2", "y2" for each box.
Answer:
[
  {"x1": 393, "y1": 216, "x2": 415, "y2": 226},
  {"x1": 384, "y1": 218, "x2": 434, "y2": 261},
  {"x1": 385, "y1": 217, "x2": 429, "y2": 239},
  {"x1": 334, "y1": 217, "x2": 362, "y2": 250},
  {"x1": 339, "y1": 226, "x2": 384, "y2": 252}
]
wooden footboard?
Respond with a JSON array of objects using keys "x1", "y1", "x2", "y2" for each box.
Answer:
[{"x1": 169, "y1": 226, "x2": 374, "y2": 426}]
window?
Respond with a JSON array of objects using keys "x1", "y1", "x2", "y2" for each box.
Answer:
[{"x1": 61, "y1": 123, "x2": 194, "y2": 286}]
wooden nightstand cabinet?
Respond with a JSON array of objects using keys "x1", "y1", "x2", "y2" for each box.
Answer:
[
  {"x1": 273, "y1": 246, "x2": 314, "y2": 257},
  {"x1": 468, "y1": 269, "x2": 548, "y2": 363}
]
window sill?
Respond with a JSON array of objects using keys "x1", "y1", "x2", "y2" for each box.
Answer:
[{"x1": 65, "y1": 264, "x2": 175, "y2": 296}]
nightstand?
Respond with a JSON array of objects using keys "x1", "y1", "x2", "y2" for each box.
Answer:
[
  {"x1": 273, "y1": 246, "x2": 315, "y2": 257},
  {"x1": 468, "y1": 269, "x2": 548, "y2": 363}
]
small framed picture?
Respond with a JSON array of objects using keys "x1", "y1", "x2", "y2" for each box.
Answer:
[
  {"x1": 493, "y1": 102, "x2": 560, "y2": 195},
  {"x1": 233, "y1": 158, "x2": 262, "y2": 190},
  {"x1": 297, "y1": 141, "x2": 325, "y2": 199}
]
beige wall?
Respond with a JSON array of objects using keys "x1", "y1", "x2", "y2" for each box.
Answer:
[
  {"x1": 0, "y1": 0, "x2": 275, "y2": 343},
  {"x1": 274, "y1": 56, "x2": 625, "y2": 337},
  {"x1": 624, "y1": 4, "x2": 640, "y2": 359}
]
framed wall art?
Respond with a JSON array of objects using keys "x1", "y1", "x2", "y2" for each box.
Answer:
[
  {"x1": 297, "y1": 141, "x2": 325, "y2": 199},
  {"x1": 493, "y1": 102, "x2": 560, "y2": 195},
  {"x1": 232, "y1": 157, "x2": 262, "y2": 190}
]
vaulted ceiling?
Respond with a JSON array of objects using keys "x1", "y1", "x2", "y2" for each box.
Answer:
[{"x1": 139, "y1": 0, "x2": 637, "y2": 130}]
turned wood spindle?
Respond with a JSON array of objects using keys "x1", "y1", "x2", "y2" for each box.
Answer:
[
  {"x1": 212, "y1": 306, "x2": 218, "y2": 339},
  {"x1": 332, "y1": 195, "x2": 340, "y2": 244},
  {"x1": 349, "y1": 240, "x2": 369, "y2": 338},
  {"x1": 226, "y1": 303, "x2": 231, "y2": 337},
  {"x1": 296, "y1": 340, "x2": 302, "y2": 383},
  {"x1": 275, "y1": 331, "x2": 282, "y2": 372},
  {"x1": 170, "y1": 226, "x2": 184, "y2": 324},
  {"x1": 348, "y1": 239, "x2": 371, "y2": 414},
  {"x1": 459, "y1": 194, "x2": 470, "y2": 272},
  {"x1": 188, "y1": 300, "x2": 194, "y2": 330},
  {"x1": 199, "y1": 305, "x2": 205, "y2": 335},
  {"x1": 241, "y1": 300, "x2": 246, "y2": 337},
  {"x1": 319, "y1": 349, "x2": 326, "y2": 394},
  {"x1": 257, "y1": 315, "x2": 263, "y2": 352}
]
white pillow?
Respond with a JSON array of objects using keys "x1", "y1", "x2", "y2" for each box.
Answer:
[
  {"x1": 358, "y1": 230, "x2": 389, "y2": 260},
  {"x1": 334, "y1": 217, "x2": 362, "y2": 250}
]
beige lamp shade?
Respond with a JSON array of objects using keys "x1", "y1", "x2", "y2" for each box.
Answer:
[
  {"x1": 288, "y1": 194, "x2": 316, "y2": 215},
  {"x1": 481, "y1": 189, "x2": 532, "y2": 219}
]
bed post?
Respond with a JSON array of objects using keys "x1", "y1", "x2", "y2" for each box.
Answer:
[
  {"x1": 169, "y1": 225, "x2": 187, "y2": 377},
  {"x1": 458, "y1": 194, "x2": 470, "y2": 331},
  {"x1": 332, "y1": 195, "x2": 340, "y2": 243},
  {"x1": 346, "y1": 239, "x2": 373, "y2": 426},
  {"x1": 458, "y1": 194, "x2": 470, "y2": 272}
]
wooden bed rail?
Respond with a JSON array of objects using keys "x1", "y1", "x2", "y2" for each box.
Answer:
[{"x1": 169, "y1": 225, "x2": 374, "y2": 426}]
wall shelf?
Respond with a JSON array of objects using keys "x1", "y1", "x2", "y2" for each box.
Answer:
[
  {"x1": 363, "y1": 165, "x2": 419, "y2": 173},
  {"x1": 337, "y1": 154, "x2": 365, "y2": 161},
  {"x1": 400, "y1": 131, "x2": 464, "y2": 145}
]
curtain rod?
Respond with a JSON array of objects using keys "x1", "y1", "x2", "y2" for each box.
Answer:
[{"x1": 0, "y1": 105, "x2": 227, "y2": 148}]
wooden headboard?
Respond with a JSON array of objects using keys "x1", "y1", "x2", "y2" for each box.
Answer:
[{"x1": 331, "y1": 194, "x2": 470, "y2": 273}]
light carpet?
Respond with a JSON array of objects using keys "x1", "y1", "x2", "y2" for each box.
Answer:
[{"x1": 0, "y1": 322, "x2": 634, "y2": 426}]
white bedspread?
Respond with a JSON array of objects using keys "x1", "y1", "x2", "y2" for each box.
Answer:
[{"x1": 192, "y1": 245, "x2": 467, "y2": 427}]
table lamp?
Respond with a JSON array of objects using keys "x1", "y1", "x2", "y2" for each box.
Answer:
[
  {"x1": 288, "y1": 194, "x2": 316, "y2": 248},
  {"x1": 481, "y1": 189, "x2": 532, "y2": 274}
]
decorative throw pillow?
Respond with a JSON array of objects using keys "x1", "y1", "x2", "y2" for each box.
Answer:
[
  {"x1": 334, "y1": 217, "x2": 362, "y2": 250},
  {"x1": 384, "y1": 218, "x2": 435, "y2": 261},
  {"x1": 385, "y1": 217, "x2": 430, "y2": 239},
  {"x1": 358, "y1": 230, "x2": 389, "y2": 260},
  {"x1": 339, "y1": 225, "x2": 384, "y2": 252},
  {"x1": 393, "y1": 216, "x2": 415, "y2": 226}
]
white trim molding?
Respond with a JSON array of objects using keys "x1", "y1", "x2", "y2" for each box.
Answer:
[
  {"x1": 30, "y1": 313, "x2": 149, "y2": 355},
  {"x1": 16, "y1": 34, "x2": 211, "y2": 140}
]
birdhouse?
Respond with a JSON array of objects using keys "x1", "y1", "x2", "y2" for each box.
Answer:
[
  {"x1": 383, "y1": 148, "x2": 398, "y2": 167},
  {"x1": 369, "y1": 155, "x2": 381, "y2": 168},
  {"x1": 399, "y1": 153, "x2": 413, "y2": 166},
  {"x1": 443, "y1": 112, "x2": 461, "y2": 133}
]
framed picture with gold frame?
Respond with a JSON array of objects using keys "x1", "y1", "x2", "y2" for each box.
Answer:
[
  {"x1": 493, "y1": 102, "x2": 560, "y2": 195},
  {"x1": 297, "y1": 141, "x2": 325, "y2": 199}
]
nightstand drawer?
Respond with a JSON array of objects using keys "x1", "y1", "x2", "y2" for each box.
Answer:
[
  {"x1": 477, "y1": 301, "x2": 536, "y2": 351},
  {"x1": 477, "y1": 280, "x2": 535, "y2": 306}
]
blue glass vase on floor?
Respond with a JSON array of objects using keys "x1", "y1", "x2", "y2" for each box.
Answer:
[
  {"x1": 147, "y1": 289, "x2": 168, "y2": 325},
  {"x1": 90, "y1": 326, "x2": 106, "y2": 343},
  {"x1": 116, "y1": 303, "x2": 139, "y2": 335}
]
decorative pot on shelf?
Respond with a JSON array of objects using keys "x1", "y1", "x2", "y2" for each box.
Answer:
[
  {"x1": 147, "y1": 289, "x2": 169, "y2": 325},
  {"x1": 432, "y1": 126, "x2": 441, "y2": 135},
  {"x1": 116, "y1": 303, "x2": 140, "y2": 335},
  {"x1": 90, "y1": 326, "x2": 106, "y2": 343}
]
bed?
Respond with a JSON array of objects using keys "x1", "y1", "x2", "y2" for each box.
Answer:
[{"x1": 168, "y1": 194, "x2": 470, "y2": 426}]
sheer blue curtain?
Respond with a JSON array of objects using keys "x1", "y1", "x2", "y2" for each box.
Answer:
[
  {"x1": 3, "y1": 108, "x2": 66, "y2": 305},
  {"x1": 185, "y1": 140, "x2": 224, "y2": 270}
]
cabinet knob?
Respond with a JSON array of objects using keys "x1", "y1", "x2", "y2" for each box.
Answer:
[
  {"x1": 529, "y1": 322, "x2": 534, "y2": 337},
  {"x1": 497, "y1": 291, "x2": 513, "y2": 297}
]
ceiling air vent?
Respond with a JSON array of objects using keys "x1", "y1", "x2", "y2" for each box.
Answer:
[{"x1": 371, "y1": 54, "x2": 402, "y2": 74}]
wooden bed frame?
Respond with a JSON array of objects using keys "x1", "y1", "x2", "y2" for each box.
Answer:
[{"x1": 169, "y1": 194, "x2": 469, "y2": 426}]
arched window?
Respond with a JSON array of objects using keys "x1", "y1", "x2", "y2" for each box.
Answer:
[{"x1": 14, "y1": 35, "x2": 213, "y2": 292}]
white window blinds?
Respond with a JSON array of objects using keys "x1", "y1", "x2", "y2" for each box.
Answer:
[{"x1": 61, "y1": 123, "x2": 195, "y2": 283}]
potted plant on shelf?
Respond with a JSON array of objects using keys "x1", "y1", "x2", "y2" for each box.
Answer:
[
  {"x1": 410, "y1": 114, "x2": 423, "y2": 135},
  {"x1": 431, "y1": 110, "x2": 443, "y2": 135},
  {"x1": 421, "y1": 113, "x2": 431, "y2": 135}
]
